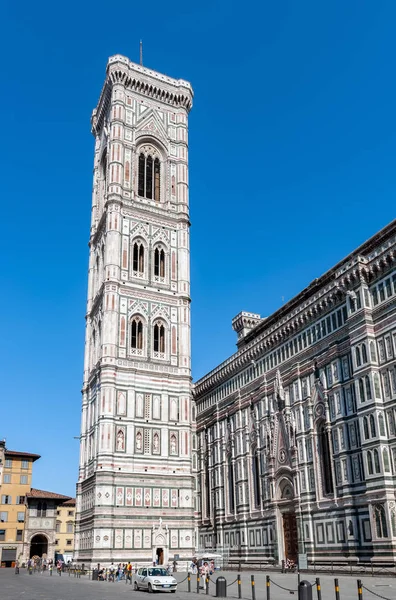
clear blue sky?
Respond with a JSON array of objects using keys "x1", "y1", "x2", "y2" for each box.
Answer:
[{"x1": 1, "y1": 1, "x2": 395, "y2": 497}]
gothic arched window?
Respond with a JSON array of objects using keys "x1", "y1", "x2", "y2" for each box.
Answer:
[
  {"x1": 363, "y1": 417, "x2": 370, "y2": 440},
  {"x1": 319, "y1": 424, "x2": 334, "y2": 495},
  {"x1": 374, "y1": 504, "x2": 388, "y2": 538},
  {"x1": 362, "y1": 343, "x2": 368, "y2": 363},
  {"x1": 367, "y1": 451, "x2": 373, "y2": 475},
  {"x1": 154, "y1": 247, "x2": 165, "y2": 278},
  {"x1": 365, "y1": 376, "x2": 372, "y2": 400},
  {"x1": 153, "y1": 322, "x2": 165, "y2": 355},
  {"x1": 228, "y1": 457, "x2": 235, "y2": 512},
  {"x1": 370, "y1": 414, "x2": 376, "y2": 437},
  {"x1": 379, "y1": 413, "x2": 386, "y2": 436},
  {"x1": 356, "y1": 346, "x2": 361, "y2": 366},
  {"x1": 374, "y1": 449, "x2": 381, "y2": 473},
  {"x1": 131, "y1": 317, "x2": 144, "y2": 352},
  {"x1": 383, "y1": 448, "x2": 390, "y2": 472},
  {"x1": 138, "y1": 152, "x2": 161, "y2": 201},
  {"x1": 359, "y1": 379, "x2": 365, "y2": 402},
  {"x1": 252, "y1": 448, "x2": 261, "y2": 508},
  {"x1": 132, "y1": 241, "x2": 145, "y2": 275}
]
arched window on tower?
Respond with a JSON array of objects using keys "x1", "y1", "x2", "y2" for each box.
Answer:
[
  {"x1": 153, "y1": 321, "x2": 165, "y2": 356},
  {"x1": 132, "y1": 241, "x2": 145, "y2": 276},
  {"x1": 367, "y1": 451, "x2": 373, "y2": 474},
  {"x1": 138, "y1": 152, "x2": 161, "y2": 201},
  {"x1": 131, "y1": 317, "x2": 144, "y2": 354},
  {"x1": 379, "y1": 413, "x2": 386, "y2": 436},
  {"x1": 363, "y1": 417, "x2": 370, "y2": 440},
  {"x1": 252, "y1": 448, "x2": 261, "y2": 508},
  {"x1": 319, "y1": 423, "x2": 334, "y2": 495},
  {"x1": 359, "y1": 378, "x2": 365, "y2": 402},
  {"x1": 365, "y1": 376, "x2": 372, "y2": 400},
  {"x1": 154, "y1": 247, "x2": 166, "y2": 279},
  {"x1": 373, "y1": 449, "x2": 381, "y2": 473},
  {"x1": 374, "y1": 504, "x2": 388, "y2": 538},
  {"x1": 362, "y1": 344, "x2": 368, "y2": 363},
  {"x1": 370, "y1": 414, "x2": 376, "y2": 437},
  {"x1": 356, "y1": 346, "x2": 361, "y2": 366},
  {"x1": 228, "y1": 457, "x2": 235, "y2": 512}
]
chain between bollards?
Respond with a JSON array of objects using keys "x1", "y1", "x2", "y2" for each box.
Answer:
[
  {"x1": 251, "y1": 574, "x2": 256, "y2": 600},
  {"x1": 334, "y1": 578, "x2": 340, "y2": 600},
  {"x1": 238, "y1": 573, "x2": 242, "y2": 599},
  {"x1": 316, "y1": 577, "x2": 322, "y2": 600},
  {"x1": 266, "y1": 574, "x2": 270, "y2": 600},
  {"x1": 357, "y1": 579, "x2": 363, "y2": 600}
]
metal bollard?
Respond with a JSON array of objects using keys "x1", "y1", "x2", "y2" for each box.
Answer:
[
  {"x1": 197, "y1": 574, "x2": 200, "y2": 594},
  {"x1": 316, "y1": 578, "x2": 322, "y2": 600},
  {"x1": 206, "y1": 576, "x2": 209, "y2": 595},
  {"x1": 251, "y1": 575, "x2": 256, "y2": 600},
  {"x1": 188, "y1": 574, "x2": 191, "y2": 593},
  {"x1": 334, "y1": 578, "x2": 340, "y2": 600},
  {"x1": 357, "y1": 579, "x2": 363, "y2": 600},
  {"x1": 238, "y1": 574, "x2": 242, "y2": 600},
  {"x1": 298, "y1": 580, "x2": 313, "y2": 600},
  {"x1": 266, "y1": 575, "x2": 270, "y2": 600}
]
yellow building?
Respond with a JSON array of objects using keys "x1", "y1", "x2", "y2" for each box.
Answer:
[
  {"x1": 55, "y1": 498, "x2": 76, "y2": 561},
  {"x1": 0, "y1": 440, "x2": 40, "y2": 566}
]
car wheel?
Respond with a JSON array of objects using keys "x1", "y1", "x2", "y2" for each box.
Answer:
[
  {"x1": 134, "y1": 581, "x2": 139, "y2": 591},
  {"x1": 148, "y1": 583, "x2": 153, "y2": 593}
]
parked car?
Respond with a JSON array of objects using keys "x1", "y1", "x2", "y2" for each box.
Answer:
[{"x1": 134, "y1": 567, "x2": 177, "y2": 593}]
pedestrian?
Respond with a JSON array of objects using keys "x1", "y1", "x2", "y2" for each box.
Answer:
[
  {"x1": 126, "y1": 561, "x2": 132, "y2": 584},
  {"x1": 109, "y1": 562, "x2": 115, "y2": 582},
  {"x1": 15, "y1": 559, "x2": 19, "y2": 575},
  {"x1": 49, "y1": 563, "x2": 53, "y2": 576},
  {"x1": 200, "y1": 561, "x2": 209, "y2": 589}
]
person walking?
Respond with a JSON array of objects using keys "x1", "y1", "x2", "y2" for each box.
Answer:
[
  {"x1": 126, "y1": 561, "x2": 132, "y2": 584},
  {"x1": 200, "y1": 561, "x2": 209, "y2": 590},
  {"x1": 49, "y1": 562, "x2": 53, "y2": 576}
]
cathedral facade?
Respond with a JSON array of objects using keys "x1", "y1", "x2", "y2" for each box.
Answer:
[
  {"x1": 194, "y1": 222, "x2": 396, "y2": 565},
  {"x1": 75, "y1": 55, "x2": 196, "y2": 565},
  {"x1": 76, "y1": 54, "x2": 396, "y2": 568}
]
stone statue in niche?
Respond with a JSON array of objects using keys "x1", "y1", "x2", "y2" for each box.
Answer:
[
  {"x1": 136, "y1": 431, "x2": 142, "y2": 451},
  {"x1": 153, "y1": 433, "x2": 159, "y2": 452},
  {"x1": 170, "y1": 434, "x2": 177, "y2": 455},
  {"x1": 117, "y1": 430, "x2": 125, "y2": 451}
]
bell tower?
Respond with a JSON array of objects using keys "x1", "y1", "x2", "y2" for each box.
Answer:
[{"x1": 75, "y1": 55, "x2": 195, "y2": 565}]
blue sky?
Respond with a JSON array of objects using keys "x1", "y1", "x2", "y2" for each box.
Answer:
[{"x1": 0, "y1": 1, "x2": 395, "y2": 497}]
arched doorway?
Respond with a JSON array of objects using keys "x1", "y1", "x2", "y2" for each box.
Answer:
[{"x1": 30, "y1": 534, "x2": 48, "y2": 558}]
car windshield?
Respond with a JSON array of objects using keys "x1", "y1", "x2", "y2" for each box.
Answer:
[{"x1": 148, "y1": 568, "x2": 168, "y2": 576}]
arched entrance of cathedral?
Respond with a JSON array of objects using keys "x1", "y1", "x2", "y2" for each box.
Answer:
[
  {"x1": 156, "y1": 547, "x2": 164, "y2": 565},
  {"x1": 152, "y1": 519, "x2": 169, "y2": 567},
  {"x1": 277, "y1": 478, "x2": 298, "y2": 562},
  {"x1": 29, "y1": 534, "x2": 48, "y2": 558}
]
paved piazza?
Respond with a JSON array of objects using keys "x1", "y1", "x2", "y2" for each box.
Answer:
[{"x1": 0, "y1": 569, "x2": 395, "y2": 600}]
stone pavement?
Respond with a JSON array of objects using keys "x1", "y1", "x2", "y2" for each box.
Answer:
[{"x1": 0, "y1": 568, "x2": 395, "y2": 600}]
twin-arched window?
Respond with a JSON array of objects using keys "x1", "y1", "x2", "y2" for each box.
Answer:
[
  {"x1": 138, "y1": 153, "x2": 160, "y2": 201},
  {"x1": 130, "y1": 317, "x2": 167, "y2": 358},
  {"x1": 133, "y1": 241, "x2": 145, "y2": 274},
  {"x1": 154, "y1": 247, "x2": 165, "y2": 278},
  {"x1": 153, "y1": 322, "x2": 165, "y2": 354},
  {"x1": 131, "y1": 317, "x2": 144, "y2": 351}
]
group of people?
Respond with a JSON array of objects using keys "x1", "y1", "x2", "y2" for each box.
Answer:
[
  {"x1": 96, "y1": 562, "x2": 133, "y2": 582},
  {"x1": 20, "y1": 558, "x2": 72, "y2": 576},
  {"x1": 188, "y1": 559, "x2": 215, "y2": 589}
]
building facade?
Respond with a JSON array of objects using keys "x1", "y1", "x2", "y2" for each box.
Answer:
[
  {"x1": 194, "y1": 221, "x2": 396, "y2": 565},
  {"x1": 0, "y1": 441, "x2": 40, "y2": 566},
  {"x1": 23, "y1": 489, "x2": 71, "y2": 563},
  {"x1": 75, "y1": 55, "x2": 195, "y2": 566},
  {"x1": 55, "y1": 498, "x2": 76, "y2": 561}
]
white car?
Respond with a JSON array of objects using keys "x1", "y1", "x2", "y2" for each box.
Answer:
[{"x1": 134, "y1": 567, "x2": 177, "y2": 593}]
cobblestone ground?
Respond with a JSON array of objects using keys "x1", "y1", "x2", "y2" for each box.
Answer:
[{"x1": 0, "y1": 568, "x2": 395, "y2": 600}]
